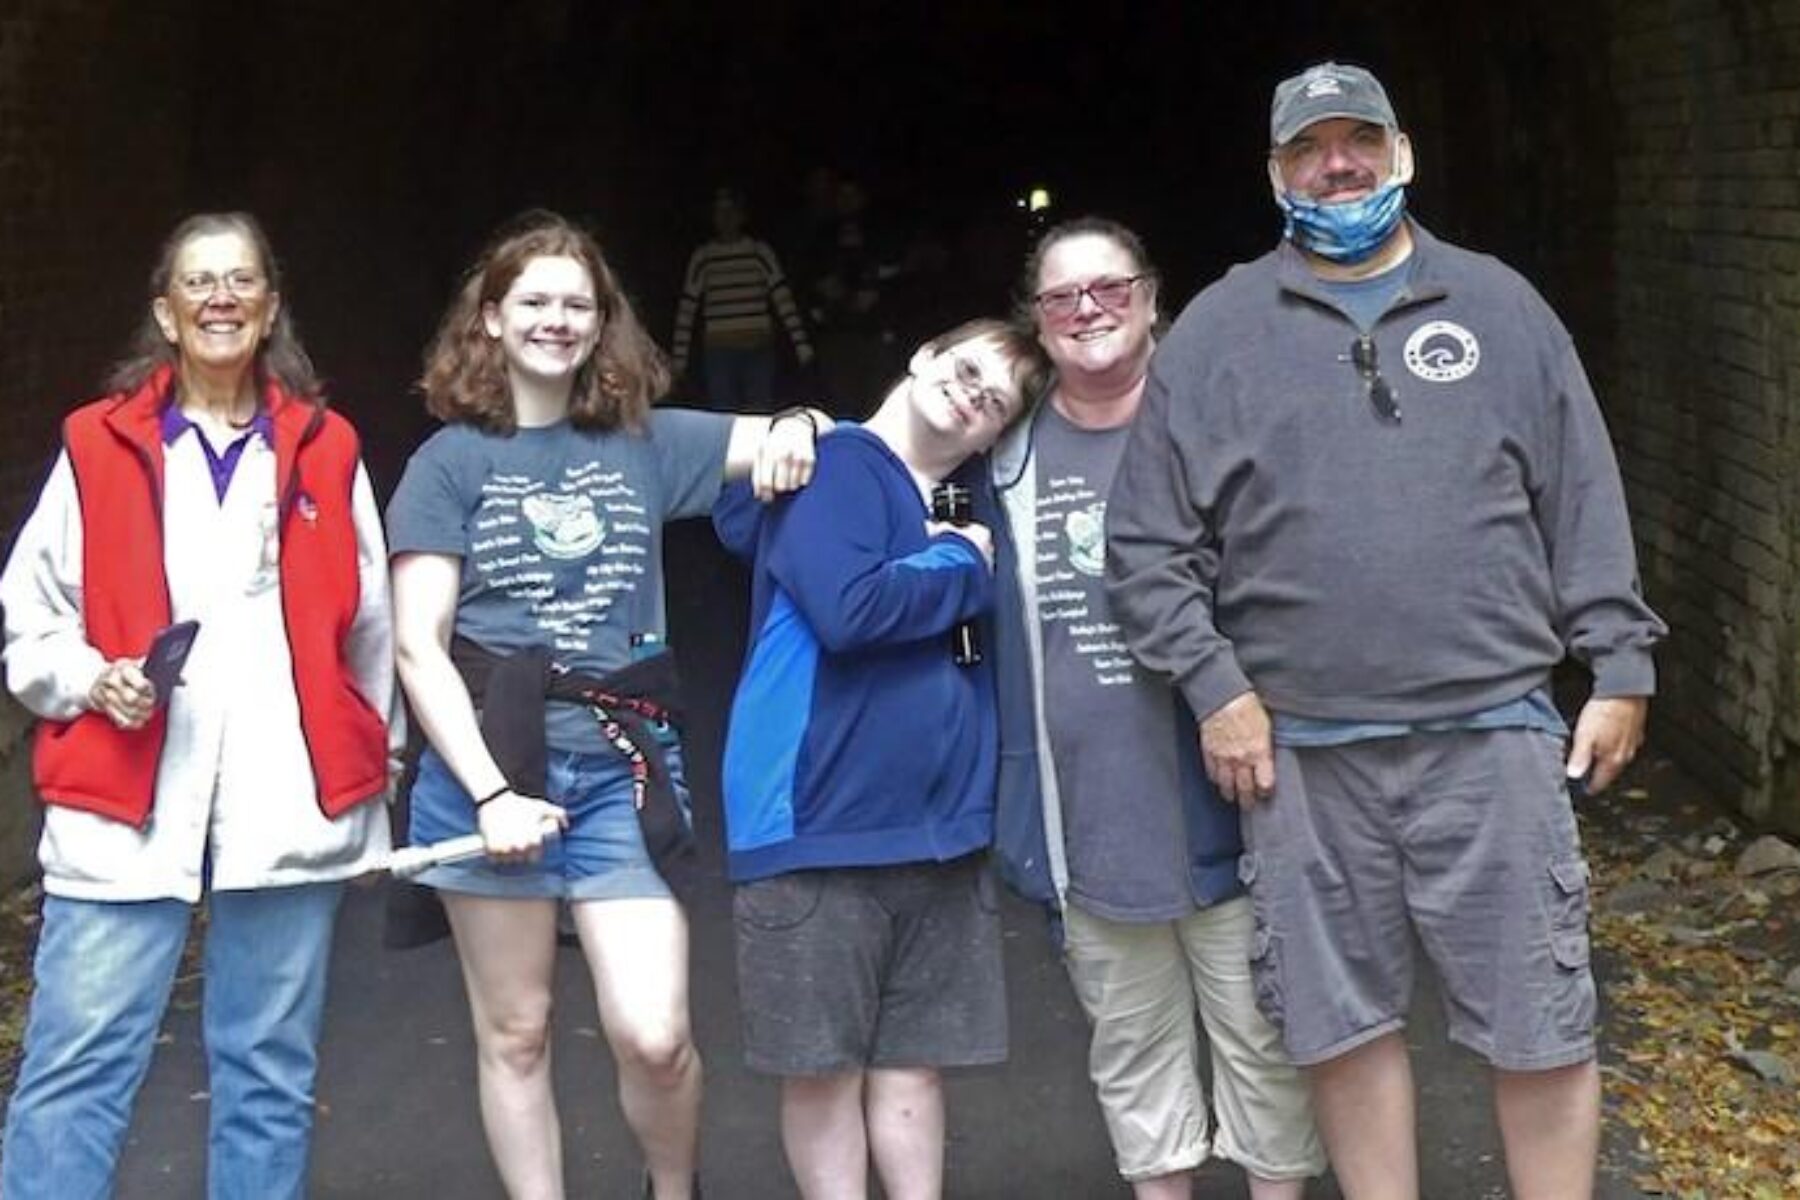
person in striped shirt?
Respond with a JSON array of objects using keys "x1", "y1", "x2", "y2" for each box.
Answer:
[{"x1": 671, "y1": 187, "x2": 813, "y2": 412}]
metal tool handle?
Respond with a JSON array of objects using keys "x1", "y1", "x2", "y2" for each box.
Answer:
[{"x1": 384, "y1": 834, "x2": 488, "y2": 879}]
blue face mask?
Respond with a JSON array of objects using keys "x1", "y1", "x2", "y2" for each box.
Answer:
[{"x1": 1277, "y1": 177, "x2": 1407, "y2": 263}]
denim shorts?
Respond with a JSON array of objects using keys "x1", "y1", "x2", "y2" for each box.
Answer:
[{"x1": 407, "y1": 743, "x2": 687, "y2": 901}]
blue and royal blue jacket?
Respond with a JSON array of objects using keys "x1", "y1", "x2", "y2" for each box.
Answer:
[{"x1": 714, "y1": 427, "x2": 1000, "y2": 883}]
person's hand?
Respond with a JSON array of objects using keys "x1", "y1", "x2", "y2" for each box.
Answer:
[
  {"x1": 1564, "y1": 695, "x2": 1648, "y2": 796},
  {"x1": 477, "y1": 791, "x2": 569, "y2": 863},
  {"x1": 928, "y1": 520, "x2": 993, "y2": 569},
  {"x1": 1200, "y1": 691, "x2": 1275, "y2": 807},
  {"x1": 88, "y1": 659, "x2": 154, "y2": 730},
  {"x1": 753, "y1": 410, "x2": 823, "y2": 501}
]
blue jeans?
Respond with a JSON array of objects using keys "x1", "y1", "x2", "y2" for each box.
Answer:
[{"x1": 1, "y1": 883, "x2": 345, "y2": 1200}]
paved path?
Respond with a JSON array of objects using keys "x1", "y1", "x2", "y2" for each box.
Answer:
[{"x1": 107, "y1": 526, "x2": 1646, "y2": 1198}]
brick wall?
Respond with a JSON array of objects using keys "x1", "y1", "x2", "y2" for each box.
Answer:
[
  {"x1": 1603, "y1": 0, "x2": 1800, "y2": 828},
  {"x1": 1360, "y1": 0, "x2": 1800, "y2": 831}
]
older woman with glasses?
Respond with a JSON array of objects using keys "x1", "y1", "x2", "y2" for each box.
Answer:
[
  {"x1": 986, "y1": 216, "x2": 1324, "y2": 1199},
  {"x1": 0, "y1": 211, "x2": 396, "y2": 1200}
]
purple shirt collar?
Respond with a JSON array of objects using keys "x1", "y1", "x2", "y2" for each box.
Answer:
[{"x1": 160, "y1": 403, "x2": 274, "y2": 503}]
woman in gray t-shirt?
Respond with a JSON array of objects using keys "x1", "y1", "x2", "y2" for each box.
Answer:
[{"x1": 388, "y1": 211, "x2": 822, "y2": 1199}]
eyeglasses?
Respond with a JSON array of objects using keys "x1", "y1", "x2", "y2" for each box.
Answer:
[
  {"x1": 1345, "y1": 336, "x2": 1401, "y2": 422},
  {"x1": 951, "y1": 355, "x2": 1012, "y2": 420},
  {"x1": 174, "y1": 270, "x2": 266, "y2": 302},
  {"x1": 1033, "y1": 275, "x2": 1148, "y2": 323}
]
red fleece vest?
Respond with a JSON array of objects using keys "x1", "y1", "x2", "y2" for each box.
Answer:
[{"x1": 31, "y1": 368, "x2": 388, "y2": 827}]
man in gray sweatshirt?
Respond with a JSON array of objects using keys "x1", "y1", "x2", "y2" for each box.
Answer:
[{"x1": 1105, "y1": 62, "x2": 1666, "y2": 1200}]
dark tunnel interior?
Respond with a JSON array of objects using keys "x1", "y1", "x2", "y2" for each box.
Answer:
[{"x1": 16, "y1": 0, "x2": 1613, "y2": 493}]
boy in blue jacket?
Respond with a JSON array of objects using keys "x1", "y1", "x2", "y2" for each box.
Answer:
[{"x1": 714, "y1": 317, "x2": 1047, "y2": 1200}]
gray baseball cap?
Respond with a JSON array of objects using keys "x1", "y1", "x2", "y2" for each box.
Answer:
[{"x1": 1270, "y1": 62, "x2": 1397, "y2": 146}]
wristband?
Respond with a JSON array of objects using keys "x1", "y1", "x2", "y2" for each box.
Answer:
[
  {"x1": 474, "y1": 785, "x2": 510, "y2": 808},
  {"x1": 769, "y1": 406, "x2": 819, "y2": 439}
]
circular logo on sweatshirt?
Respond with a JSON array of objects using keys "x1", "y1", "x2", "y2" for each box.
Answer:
[{"x1": 1402, "y1": 320, "x2": 1481, "y2": 383}]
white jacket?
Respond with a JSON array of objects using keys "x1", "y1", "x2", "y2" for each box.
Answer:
[{"x1": 0, "y1": 429, "x2": 397, "y2": 902}]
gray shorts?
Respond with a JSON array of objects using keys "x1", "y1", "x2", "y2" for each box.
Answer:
[
  {"x1": 1243, "y1": 728, "x2": 1596, "y2": 1071},
  {"x1": 733, "y1": 855, "x2": 1008, "y2": 1076}
]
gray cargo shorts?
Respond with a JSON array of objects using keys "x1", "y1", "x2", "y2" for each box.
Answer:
[{"x1": 1242, "y1": 728, "x2": 1596, "y2": 1071}]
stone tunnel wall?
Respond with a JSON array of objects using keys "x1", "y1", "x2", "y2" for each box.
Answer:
[{"x1": 1602, "y1": 0, "x2": 1800, "y2": 829}]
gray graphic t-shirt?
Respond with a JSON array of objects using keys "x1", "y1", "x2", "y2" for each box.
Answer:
[
  {"x1": 1034, "y1": 406, "x2": 1193, "y2": 920},
  {"x1": 387, "y1": 410, "x2": 732, "y2": 751}
]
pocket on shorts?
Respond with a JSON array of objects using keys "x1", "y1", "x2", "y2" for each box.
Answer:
[
  {"x1": 1238, "y1": 853, "x2": 1285, "y2": 1027},
  {"x1": 1545, "y1": 856, "x2": 1597, "y2": 1033},
  {"x1": 734, "y1": 872, "x2": 826, "y2": 932},
  {"x1": 1238, "y1": 852, "x2": 1260, "y2": 887},
  {"x1": 1248, "y1": 920, "x2": 1287, "y2": 1031}
]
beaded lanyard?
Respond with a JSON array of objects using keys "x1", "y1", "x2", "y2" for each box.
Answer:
[{"x1": 582, "y1": 690, "x2": 674, "y2": 810}]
